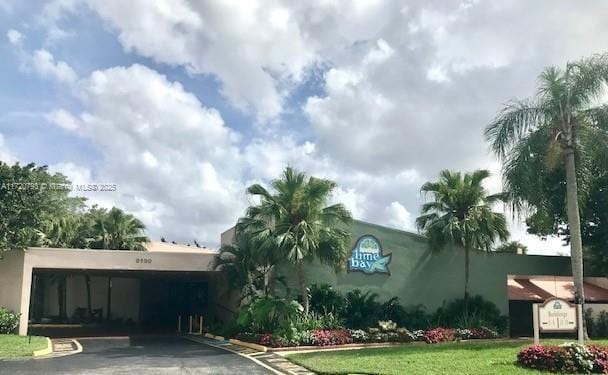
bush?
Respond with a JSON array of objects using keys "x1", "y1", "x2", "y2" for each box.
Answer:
[
  {"x1": 236, "y1": 297, "x2": 303, "y2": 333},
  {"x1": 308, "y1": 284, "x2": 344, "y2": 315},
  {"x1": 311, "y1": 329, "x2": 352, "y2": 346},
  {"x1": 586, "y1": 309, "x2": 608, "y2": 338},
  {"x1": 379, "y1": 298, "x2": 430, "y2": 330},
  {"x1": 455, "y1": 327, "x2": 498, "y2": 340},
  {"x1": 0, "y1": 308, "x2": 20, "y2": 334},
  {"x1": 343, "y1": 290, "x2": 381, "y2": 329},
  {"x1": 431, "y1": 295, "x2": 507, "y2": 333},
  {"x1": 517, "y1": 343, "x2": 608, "y2": 373},
  {"x1": 423, "y1": 328, "x2": 456, "y2": 343},
  {"x1": 294, "y1": 312, "x2": 345, "y2": 331}
]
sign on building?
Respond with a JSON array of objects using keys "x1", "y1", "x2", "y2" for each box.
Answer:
[
  {"x1": 347, "y1": 235, "x2": 391, "y2": 275},
  {"x1": 533, "y1": 297, "x2": 583, "y2": 345}
]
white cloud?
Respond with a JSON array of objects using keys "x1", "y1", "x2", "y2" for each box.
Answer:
[
  {"x1": 31, "y1": 49, "x2": 78, "y2": 84},
  {"x1": 383, "y1": 201, "x2": 414, "y2": 231},
  {"x1": 87, "y1": 0, "x2": 317, "y2": 121},
  {"x1": 45, "y1": 109, "x2": 80, "y2": 131},
  {"x1": 6, "y1": 29, "x2": 23, "y2": 45}
]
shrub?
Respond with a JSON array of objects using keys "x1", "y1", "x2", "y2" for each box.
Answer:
[
  {"x1": 308, "y1": 284, "x2": 344, "y2": 315},
  {"x1": 431, "y1": 295, "x2": 507, "y2": 333},
  {"x1": 294, "y1": 312, "x2": 345, "y2": 331},
  {"x1": 455, "y1": 327, "x2": 498, "y2": 340},
  {"x1": 423, "y1": 328, "x2": 456, "y2": 344},
  {"x1": 236, "y1": 297, "x2": 303, "y2": 333},
  {"x1": 348, "y1": 329, "x2": 369, "y2": 342},
  {"x1": 517, "y1": 343, "x2": 608, "y2": 373},
  {"x1": 0, "y1": 308, "x2": 20, "y2": 334},
  {"x1": 311, "y1": 329, "x2": 352, "y2": 346},
  {"x1": 343, "y1": 289, "x2": 381, "y2": 329},
  {"x1": 379, "y1": 298, "x2": 430, "y2": 330},
  {"x1": 587, "y1": 310, "x2": 608, "y2": 338}
]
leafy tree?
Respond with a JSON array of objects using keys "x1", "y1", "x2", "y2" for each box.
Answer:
[
  {"x1": 494, "y1": 241, "x2": 528, "y2": 255},
  {"x1": 0, "y1": 162, "x2": 85, "y2": 256},
  {"x1": 484, "y1": 53, "x2": 608, "y2": 310},
  {"x1": 416, "y1": 170, "x2": 509, "y2": 311},
  {"x1": 239, "y1": 167, "x2": 352, "y2": 313}
]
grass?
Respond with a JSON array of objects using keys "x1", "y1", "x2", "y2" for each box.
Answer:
[
  {"x1": 287, "y1": 339, "x2": 608, "y2": 375},
  {"x1": 0, "y1": 334, "x2": 48, "y2": 358}
]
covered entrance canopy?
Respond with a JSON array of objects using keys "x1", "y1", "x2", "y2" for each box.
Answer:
[
  {"x1": 508, "y1": 275, "x2": 608, "y2": 336},
  {"x1": 0, "y1": 246, "x2": 222, "y2": 336}
]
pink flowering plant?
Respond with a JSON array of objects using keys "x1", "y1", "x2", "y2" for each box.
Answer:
[{"x1": 517, "y1": 343, "x2": 608, "y2": 373}]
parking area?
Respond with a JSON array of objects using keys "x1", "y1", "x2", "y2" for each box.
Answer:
[{"x1": 0, "y1": 336, "x2": 273, "y2": 374}]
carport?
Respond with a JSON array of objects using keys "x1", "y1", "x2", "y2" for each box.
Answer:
[{"x1": 0, "y1": 246, "x2": 227, "y2": 336}]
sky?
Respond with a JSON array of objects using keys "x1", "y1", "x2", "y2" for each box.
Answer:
[{"x1": 1, "y1": 0, "x2": 607, "y2": 254}]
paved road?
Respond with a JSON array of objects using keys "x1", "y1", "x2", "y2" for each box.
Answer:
[{"x1": 0, "y1": 336, "x2": 273, "y2": 374}]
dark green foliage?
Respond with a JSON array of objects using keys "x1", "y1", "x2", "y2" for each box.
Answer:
[
  {"x1": 494, "y1": 241, "x2": 528, "y2": 255},
  {"x1": 586, "y1": 309, "x2": 608, "y2": 338},
  {"x1": 431, "y1": 295, "x2": 507, "y2": 333},
  {"x1": 308, "y1": 284, "x2": 344, "y2": 315},
  {"x1": 343, "y1": 290, "x2": 381, "y2": 329},
  {"x1": 0, "y1": 308, "x2": 20, "y2": 334},
  {"x1": 379, "y1": 298, "x2": 430, "y2": 330},
  {"x1": 0, "y1": 162, "x2": 85, "y2": 256},
  {"x1": 236, "y1": 296, "x2": 304, "y2": 333}
]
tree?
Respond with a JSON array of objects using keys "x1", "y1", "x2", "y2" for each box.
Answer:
[
  {"x1": 416, "y1": 170, "x2": 509, "y2": 312},
  {"x1": 494, "y1": 241, "x2": 528, "y2": 255},
  {"x1": 484, "y1": 54, "x2": 608, "y2": 314},
  {"x1": 212, "y1": 229, "x2": 277, "y2": 304},
  {"x1": 0, "y1": 162, "x2": 85, "y2": 256},
  {"x1": 89, "y1": 206, "x2": 148, "y2": 251},
  {"x1": 239, "y1": 167, "x2": 352, "y2": 313}
]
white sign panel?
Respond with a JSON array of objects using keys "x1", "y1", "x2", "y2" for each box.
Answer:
[{"x1": 538, "y1": 298, "x2": 577, "y2": 332}]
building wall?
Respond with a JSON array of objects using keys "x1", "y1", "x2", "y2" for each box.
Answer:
[
  {"x1": 277, "y1": 221, "x2": 573, "y2": 315},
  {"x1": 0, "y1": 250, "x2": 25, "y2": 322}
]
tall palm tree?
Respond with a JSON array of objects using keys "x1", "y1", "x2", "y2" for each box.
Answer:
[
  {"x1": 240, "y1": 167, "x2": 352, "y2": 313},
  {"x1": 484, "y1": 54, "x2": 608, "y2": 313},
  {"x1": 416, "y1": 170, "x2": 509, "y2": 311}
]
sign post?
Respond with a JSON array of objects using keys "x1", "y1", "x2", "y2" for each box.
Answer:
[{"x1": 533, "y1": 298, "x2": 583, "y2": 345}]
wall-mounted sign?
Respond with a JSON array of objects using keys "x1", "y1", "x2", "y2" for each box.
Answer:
[
  {"x1": 537, "y1": 298, "x2": 578, "y2": 332},
  {"x1": 347, "y1": 235, "x2": 391, "y2": 275}
]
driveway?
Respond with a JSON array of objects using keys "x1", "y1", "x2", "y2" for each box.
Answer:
[{"x1": 0, "y1": 336, "x2": 273, "y2": 374}]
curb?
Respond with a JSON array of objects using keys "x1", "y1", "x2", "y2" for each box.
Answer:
[
  {"x1": 33, "y1": 337, "x2": 53, "y2": 357},
  {"x1": 229, "y1": 339, "x2": 268, "y2": 352}
]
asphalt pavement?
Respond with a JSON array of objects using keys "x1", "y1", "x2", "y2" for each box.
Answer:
[{"x1": 0, "y1": 336, "x2": 273, "y2": 374}]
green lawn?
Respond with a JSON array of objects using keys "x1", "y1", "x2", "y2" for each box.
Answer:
[
  {"x1": 0, "y1": 334, "x2": 48, "y2": 358},
  {"x1": 287, "y1": 339, "x2": 608, "y2": 375}
]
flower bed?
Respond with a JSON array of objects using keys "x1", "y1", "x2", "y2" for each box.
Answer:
[
  {"x1": 517, "y1": 343, "x2": 608, "y2": 373},
  {"x1": 235, "y1": 325, "x2": 498, "y2": 348}
]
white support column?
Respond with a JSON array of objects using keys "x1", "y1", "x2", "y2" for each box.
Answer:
[{"x1": 18, "y1": 263, "x2": 33, "y2": 336}]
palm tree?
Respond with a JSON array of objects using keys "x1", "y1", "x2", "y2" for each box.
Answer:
[
  {"x1": 484, "y1": 54, "x2": 608, "y2": 313},
  {"x1": 240, "y1": 167, "x2": 352, "y2": 313},
  {"x1": 90, "y1": 207, "x2": 148, "y2": 251},
  {"x1": 212, "y1": 230, "x2": 276, "y2": 304},
  {"x1": 416, "y1": 170, "x2": 509, "y2": 312},
  {"x1": 495, "y1": 241, "x2": 528, "y2": 255}
]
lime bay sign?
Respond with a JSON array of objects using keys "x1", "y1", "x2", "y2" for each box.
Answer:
[{"x1": 347, "y1": 235, "x2": 391, "y2": 275}]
